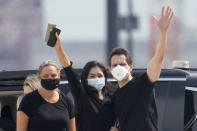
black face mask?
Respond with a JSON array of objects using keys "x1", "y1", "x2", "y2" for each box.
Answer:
[{"x1": 41, "y1": 79, "x2": 60, "y2": 90}]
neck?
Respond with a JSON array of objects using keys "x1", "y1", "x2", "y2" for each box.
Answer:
[
  {"x1": 38, "y1": 87, "x2": 58, "y2": 98},
  {"x1": 118, "y1": 74, "x2": 133, "y2": 88},
  {"x1": 98, "y1": 91, "x2": 104, "y2": 100},
  {"x1": 38, "y1": 88, "x2": 59, "y2": 103}
]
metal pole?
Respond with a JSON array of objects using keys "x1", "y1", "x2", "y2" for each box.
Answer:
[
  {"x1": 106, "y1": 0, "x2": 118, "y2": 64},
  {"x1": 127, "y1": 0, "x2": 133, "y2": 58}
]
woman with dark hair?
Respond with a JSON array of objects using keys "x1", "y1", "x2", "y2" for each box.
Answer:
[
  {"x1": 81, "y1": 61, "x2": 116, "y2": 103},
  {"x1": 53, "y1": 33, "x2": 117, "y2": 131}
]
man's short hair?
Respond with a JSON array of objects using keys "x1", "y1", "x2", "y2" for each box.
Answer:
[{"x1": 108, "y1": 47, "x2": 132, "y2": 66}]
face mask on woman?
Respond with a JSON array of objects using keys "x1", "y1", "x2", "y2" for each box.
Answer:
[
  {"x1": 41, "y1": 79, "x2": 60, "y2": 90},
  {"x1": 111, "y1": 65, "x2": 129, "y2": 81},
  {"x1": 87, "y1": 78, "x2": 105, "y2": 91}
]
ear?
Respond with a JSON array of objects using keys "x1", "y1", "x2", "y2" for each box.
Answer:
[{"x1": 129, "y1": 64, "x2": 133, "y2": 72}]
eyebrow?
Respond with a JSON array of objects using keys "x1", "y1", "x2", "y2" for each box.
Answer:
[
  {"x1": 42, "y1": 74, "x2": 49, "y2": 77},
  {"x1": 89, "y1": 73, "x2": 97, "y2": 76},
  {"x1": 113, "y1": 62, "x2": 126, "y2": 65},
  {"x1": 89, "y1": 73, "x2": 103, "y2": 76}
]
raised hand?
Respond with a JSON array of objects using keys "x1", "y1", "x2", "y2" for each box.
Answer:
[
  {"x1": 54, "y1": 32, "x2": 61, "y2": 50},
  {"x1": 153, "y1": 6, "x2": 174, "y2": 32},
  {"x1": 53, "y1": 32, "x2": 71, "y2": 68}
]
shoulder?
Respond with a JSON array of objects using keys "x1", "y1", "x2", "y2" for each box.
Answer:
[
  {"x1": 19, "y1": 90, "x2": 41, "y2": 110},
  {"x1": 22, "y1": 90, "x2": 39, "y2": 103},
  {"x1": 122, "y1": 72, "x2": 154, "y2": 90},
  {"x1": 18, "y1": 90, "x2": 39, "y2": 116},
  {"x1": 136, "y1": 72, "x2": 155, "y2": 84},
  {"x1": 59, "y1": 93, "x2": 75, "y2": 118},
  {"x1": 59, "y1": 93, "x2": 74, "y2": 106},
  {"x1": 134, "y1": 72, "x2": 155, "y2": 92}
]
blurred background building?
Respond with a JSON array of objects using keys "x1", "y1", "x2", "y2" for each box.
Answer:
[{"x1": 0, "y1": 0, "x2": 197, "y2": 70}]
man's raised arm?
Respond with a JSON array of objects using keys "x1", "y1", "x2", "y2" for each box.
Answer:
[{"x1": 147, "y1": 6, "x2": 174, "y2": 83}]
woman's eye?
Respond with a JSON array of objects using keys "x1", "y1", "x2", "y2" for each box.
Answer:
[
  {"x1": 52, "y1": 75, "x2": 57, "y2": 78},
  {"x1": 42, "y1": 76, "x2": 48, "y2": 79},
  {"x1": 98, "y1": 75, "x2": 104, "y2": 78},
  {"x1": 120, "y1": 63, "x2": 126, "y2": 66}
]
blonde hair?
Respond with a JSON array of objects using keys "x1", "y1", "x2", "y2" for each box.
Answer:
[
  {"x1": 24, "y1": 74, "x2": 40, "y2": 90},
  {"x1": 38, "y1": 60, "x2": 60, "y2": 75},
  {"x1": 38, "y1": 60, "x2": 61, "y2": 93}
]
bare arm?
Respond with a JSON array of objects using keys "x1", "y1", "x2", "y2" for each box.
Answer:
[
  {"x1": 67, "y1": 117, "x2": 76, "y2": 131},
  {"x1": 147, "y1": 6, "x2": 174, "y2": 82},
  {"x1": 110, "y1": 127, "x2": 119, "y2": 131},
  {"x1": 54, "y1": 33, "x2": 71, "y2": 68},
  {"x1": 17, "y1": 111, "x2": 29, "y2": 131}
]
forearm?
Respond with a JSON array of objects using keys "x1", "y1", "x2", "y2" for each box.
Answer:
[
  {"x1": 147, "y1": 31, "x2": 167, "y2": 82},
  {"x1": 55, "y1": 45, "x2": 71, "y2": 68},
  {"x1": 154, "y1": 30, "x2": 167, "y2": 62}
]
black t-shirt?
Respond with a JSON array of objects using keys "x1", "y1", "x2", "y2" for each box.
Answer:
[
  {"x1": 18, "y1": 90, "x2": 75, "y2": 131},
  {"x1": 114, "y1": 72, "x2": 158, "y2": 131}
]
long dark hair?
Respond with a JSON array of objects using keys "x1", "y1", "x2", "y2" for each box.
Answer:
[{"x1": 81, "y1": 61, "x2": 116, "y2": 100}]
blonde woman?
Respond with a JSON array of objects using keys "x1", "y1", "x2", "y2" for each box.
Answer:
[
  {"x1": 23, "y1": 74, "x2": 40, "y2": 95},
  {"x1": 17, "y1": 60, "x2": 76, "y2": 131},
  {"x1": 17, "y1": 74, "x2": 41, "y2": 108}
]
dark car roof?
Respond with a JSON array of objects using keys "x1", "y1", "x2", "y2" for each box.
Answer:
[{"x1": 0, "y1": 68, "x2": 190, "y2": 86}]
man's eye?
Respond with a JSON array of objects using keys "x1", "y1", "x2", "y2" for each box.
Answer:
[{"x1": 113, "y1": 64, "x2": 118, "y2": 67}]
